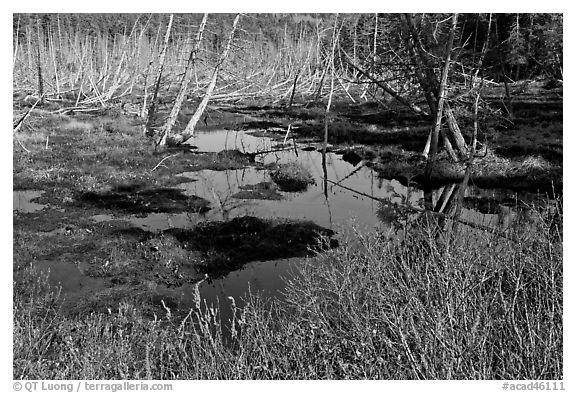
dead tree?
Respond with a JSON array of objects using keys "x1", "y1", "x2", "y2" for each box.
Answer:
[
  {"x1": 140, "y1": 23, "x2": 163, "y2": 118},
  {"x1": 400, "y1": 14, "x2": 467, "y2": 162},
  {"x1": 35, "y1": 15, "x2": 44, "y2": 104},
  {"x1": 444, "y1": 102, "x2": 469, "y2": 157},
  {"x1": 106, "y1": 17, "x2": 141, "y2": 102},
  {"x1": 342, "y1": 55, "x2": 431, "y2": 117},
  {"x1": 145, "y1": 14, "x2": 174, "y2": 137},
  {"x1": 288, "y1": 67, "x2": 301, "y2": 108},
  {"x1": 401, "y1": 14, "x2": 438, "y2": 114},
  {"x1": 156, "y1": 14, "x2": 209, "y2": 148},
  {"x1": 424, "y1": 13, "x2": 458, "y2": 181},
  {"x1": 450, "y1": 15, "x2": 493, "y2": 235},
  {"x1": 322, "y1": 15, "x2": 339, "y2": 198},
  {"x1": 170, "y1": 14, "x2": 241, "y2": 146}
]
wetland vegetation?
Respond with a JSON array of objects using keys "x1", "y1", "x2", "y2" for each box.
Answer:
[{"x1": 13, "y1": 13, "x2": 562, "y2": 380}]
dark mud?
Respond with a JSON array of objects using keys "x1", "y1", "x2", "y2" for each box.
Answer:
[
  {"x1": 19, "y1": 214, "x2": 336, "y2": 317},
  {"x1": 164, "y1": 216, "x2": 337, "y2": 276}
]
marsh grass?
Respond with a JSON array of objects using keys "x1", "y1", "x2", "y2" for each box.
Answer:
[
  {"x1": 12, "y1": 113, "x2": 260, "y2": 199},
  {"x1": 270, "y1": 161, "x2": 315, "y2": 192},
  {"x1": 14, "y1": 201, "x2": 562, "y2": 379}
]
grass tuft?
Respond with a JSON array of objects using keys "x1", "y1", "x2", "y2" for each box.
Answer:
[{"x1": 270, "y1": 162, "x2": 315, "y2": 192}]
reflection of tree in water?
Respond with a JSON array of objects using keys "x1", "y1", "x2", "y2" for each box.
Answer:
[
  {"x1": 375, "y1": 173, "x2": 561, "y2": 252},
  {"x1": 196, "y1": 167, "x2": 261, "y2": 221}
]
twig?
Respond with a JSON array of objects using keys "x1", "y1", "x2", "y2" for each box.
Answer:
[
  {"x1": 151, "y1": 153, "x2": 179, "y2": 171},
  {"x1": 283, "y1": 124, "x2": 292, "y2": 144},
  {"x1": 13, "y1": 96, "x2": 42, "y2": 133},
  {"x1": 14, "y1": 133, "x2": 31, "y2": 153}
]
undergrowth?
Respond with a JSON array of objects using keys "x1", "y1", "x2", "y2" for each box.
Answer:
[{"x1": 13, "y1": 202, "x2": 562, "y2": 379}]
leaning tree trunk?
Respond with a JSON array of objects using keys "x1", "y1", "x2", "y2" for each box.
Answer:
[
  {"x1": 288, "y1": 66, "x2": 301, "y2": 108},
  {"x1": 444, "y1": 102, "x2": 469, "y2": 158},
  {"x1": 172, "y1": 14, "x2": 241, "y2": 146},
  {"x1": 35, "y1": 15, "x2": 44, "y2": 104},
  {"x1": 343, "y1": 56, "x2": 430, "y2": 117},
  {"x1": 145, "y1": 14, "x2": 174, "y2": 137},
  {"x1": 424, "y1": 13, "x2": 458, "y2": 181},
  {"x1": 157, "y1": 13, "x2": 209, "y2": 148}
]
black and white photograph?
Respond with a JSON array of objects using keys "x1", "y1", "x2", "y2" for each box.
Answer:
[{"x1": 11, "y1": 11, "x2": 563, "y2": 384}]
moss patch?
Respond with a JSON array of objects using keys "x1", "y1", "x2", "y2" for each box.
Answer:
[
  {"x1": 165, "y1": 216, "x2": 337, "y2": 277},
  {"x1": 76, "y1": 186, "x2": 210, "y2": 215}
]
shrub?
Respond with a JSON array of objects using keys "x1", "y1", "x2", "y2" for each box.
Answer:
[{"x1": 14, "y1": 203, "x2": 562, "y2": 379}]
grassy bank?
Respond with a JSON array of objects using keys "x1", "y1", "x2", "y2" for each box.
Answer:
[{"x1": 14, "y1": 205, "x2": 562, "y2": 379}]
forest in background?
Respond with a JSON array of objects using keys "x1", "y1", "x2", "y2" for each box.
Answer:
[
  {"x1": 12, "y1": 13, "x2": 563, "y2": 160},
  {"x1": 13, "y1": 13, "x2": 562, "y2": 102}
]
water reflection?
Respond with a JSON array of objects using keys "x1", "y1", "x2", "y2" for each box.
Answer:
[
  {"x1": 83, "y1": 128, "x2": 554, "y2": 328},
  {"x1": 13, "y1": 190, "x2": 46, "y2": 213}
]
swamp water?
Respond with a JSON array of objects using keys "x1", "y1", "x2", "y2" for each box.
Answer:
[{"x1": 14, "y1": 128, "x2": 549, "y2": 327}]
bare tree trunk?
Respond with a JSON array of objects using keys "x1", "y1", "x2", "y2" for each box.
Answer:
[
  {"x1": 35, "y1": 16, "x2": 44, "y2": 103},
  {"x1": 288, "y1": 67, "x2": 301, "y2": 108},
  {"x1": 312, "y1": 66, "x2": 327, "y2": 105},
  {"x1": 495, "y1": 18, "x2": 512, "y2": 117},
  {"x1": 128, "y1": 15, "x2": 152, "y2": 96},
  {"x1": 140, "y1": 24, "x2": 162, "y2": 119},
  {"x1": 343, "y1": 56, "x2": 430, "y2": 117},
  {"x1": 473, "y1": 14, "x2": 492, "y2": 83},
  {"x1": 440, "y1": 128, "x2": 458, "y2": 162},
  {"x1": 515, "y1": 13, "x2": 521, "y2": 80},
  {"x1": 401, "y1": 14, "x2": 437, "y2": 114},
  {"x1": 157, "y1": 13, "x2": 209, "y2": 147},
  {"x1": 405, "y1": 14, "x2": 439, "y2": 97},
  {"x1": 372, "y1": 13, "x2": 378, "y2": 68},
  {"x1": 450, "y1": 93, "x2": 481, "y2": 237},
  {"x1": 106, "y1": 17, "x2": 140, "y2": 101},
  {"x1": 352, "y1": 17, "x2": 358, "y2": 76},
  {"x1": 27, "y1": 26, "x2": 33, "y2": 80},
  {"x1": 49, "y1": 25, "x2": 60, "y2": 96},
  {"x1": 424, "y1": 13, "x2": 458, "y2": 181},
  {"x1": 173, "y1": 14, "x2": 241, "y2": 146},
  {"x1": 444, "y1": 102, "x2": 468, "y2": 157},
  {"x1": 13, "y1": 16, "x2": 20, "y2": 71},
  {"x1": 322, "y1": 15, "x2": 339, "y2": 199},
  {"x1": 145, "y1": 14, "x2": 174, "y2": 137}
]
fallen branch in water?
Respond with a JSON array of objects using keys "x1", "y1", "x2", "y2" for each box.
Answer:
[{"x1": 252, "y1": 146, "x2": 294, "y2": 156}]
